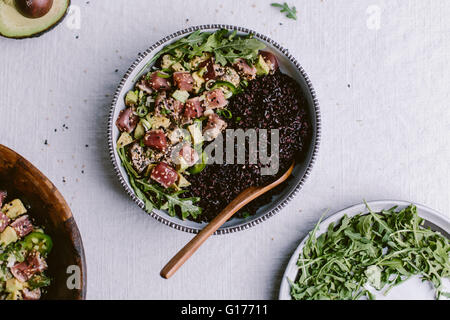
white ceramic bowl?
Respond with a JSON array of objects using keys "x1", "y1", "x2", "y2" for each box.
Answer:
[{"x1": 108, "y1": 25, "x2": 321, "y2": 234}]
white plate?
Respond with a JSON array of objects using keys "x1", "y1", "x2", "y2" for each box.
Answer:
[{"x1": 279, "y1": 200, "x2": 450, "y2": 300}]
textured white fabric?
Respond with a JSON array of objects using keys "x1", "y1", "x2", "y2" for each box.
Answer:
[{"x1": 0, "y1": 0, "x2": 448, "y2": 299}]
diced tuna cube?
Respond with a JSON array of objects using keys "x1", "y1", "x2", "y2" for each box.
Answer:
[
  {"x1": 203, "y1": 113, "x2": 227, "y2": 141},
  {"x1": 22, "y1": 288, "x2": 41, "y2": 300},
  {"x1": 205, "y1": 89, "x2": 228, "y2": 109},
  {"x1": 116, "y1": 107, "x2": 139, "y2": 133},
  {"x1": 10, "y1": 251, "x2": 47, "y2": 283},
  {"x1": 165, "y1": 98, "x2": 184, "y2": 121},
  {"x1": 260, "y1": 51, "x2": 279, "y2": 71},
  {"x1": 10, "y1": 261, "x2": 30, "y2": 282},
  {"x1": 0, "y1": 190, "x2": 6, "y2": 207},
  {"x1": 179, "y1": 144, "x2": 200, "y2": 167},
  {"x1": 10, "y1": 215, "x2": 33, "y2": 237},
  {"x1": 150, "y1": 162, "x2": 178, "y2": 188},
  {"x1": 154, "y1": 93, "x2": 183, "y2": 120},
  {"x1": 173, "y1": 72, "x2": 194, "y2": 92},
  {"x1": 184, "y1": 97, "x2": 203, "y2": 119},
  {"x1": 144, "y1": 130, "x2": 168, "y2": 152},
  {"x1": 26, "y1": 251, "x2": 48, "y2": 274},
  {"x1": 136, "y1": 79, "x2": 154, "y2": 94},
  {"x1": 0, "y1": 211, "x2": 11, "y2": 233},
  {"x1": 129, "y1": 143, "x2": 151, "y2": 173},
  {"x1": 201, "y1": 59, "x2": 226, "y2": 81},
  {"x1": 150, "y1": 72, "x2": 171, "y2": 91},
  {"x1": 233, "y1": 58, "x2": 257, "y2": 79}
]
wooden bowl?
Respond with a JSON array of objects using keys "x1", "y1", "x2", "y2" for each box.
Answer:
[{"x1": 0, "y1": 144, "x2": 86, "y2": 300}]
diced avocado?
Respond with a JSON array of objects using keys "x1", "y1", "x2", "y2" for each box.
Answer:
[
  {"x1": 168, "y1": 128, "x2": 183, "y2": 144},
  {"x1": 177, "y1": 173, "x2": 191, "y2": 188},
  {"x1": 6, "y1": 291, "x2": 21, "y2": 300},
  {"x1": 117, "y1": 132, "x2": 134, "y2": 148},
  {"x1": 146, "y1": 115, "x2": 171, "y2": 129},
  {"x1": 189, "y1": 52, "x2": 212, "y2": 69},
  {"x1": 144, "y1": 163, "x2": 157, "y2": 177},
  {"x1": 125, "y1": 90, "x2": 138, "y2": 107},
  {"x1": 134, "y1": 122, "x2": 145, "y2": 140},
  {"x1": 0, "y1": 226, "x2": 18, "y2": 247},
  {"x1": 176, "y1": 157, "x2": 190, "y2": 173},
  {"x1": 172, "y1": 90, "x2": 190, "y2": 103},
  {"x1": 171, "y1": 62, "x2": 185, "y2": 72},
  {"x1": 197, "y1": 66, "x2": 207, "y2": 77},
  {"x1": 192, "y1": 71, "x2": 205, "y2": 93},
  {"x1": 6, "y1": 278, "x2": 25, "y2": 293},
  {"x1": 255, "y1": 54, "x2": 270, "y2": 76},
  {"x1": 183, "y1": 130, "x2": 193, "y2": 143},
  {"x1": 161, "y1": 54, "x2": 177, "y2": 69},
  {"x1": 173, "y1": 49, "x2": 184, "y2": 58},
  {"x1": 2, "y1": 199, "x2": 27, "y2": 219},
  {"x1": 188, "y1": 122, "x2": 204, "y2": 145}
]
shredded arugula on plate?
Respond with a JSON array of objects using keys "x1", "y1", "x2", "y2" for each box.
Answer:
[
  {"x1": 117, "y1": 147, "x2": 202, "y2": 220},
  {"x1": 144, "y1": 29, "x2": 266, "y2": 72},
  {"x1": 291, "y1": 204, "x2": 450, "y2": 300},
  {"x1": 271, "y1": 2, "x2": 297, "y2": 20}
]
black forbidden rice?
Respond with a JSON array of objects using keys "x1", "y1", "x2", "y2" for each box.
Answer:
[{"x1": 184, "y1": 71, "x2": 311, "y2": 222}]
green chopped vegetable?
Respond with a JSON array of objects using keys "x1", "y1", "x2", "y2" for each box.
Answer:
[
  {"x1": 23, "y1": 232, "x2": 53, "y2": 256},
  {"x1": 136, "y1": 180, "x2": 202, "y2": 220},
  {"x1": 291, "y1": 204, "x2": 450, "y2": 300},
  {"x1": 137, "y1": 29, "x2": 266, "y2": 80},
  {"x1": 216, "y1": 108, "x2": 232, "y2": 119},
  {"x1": 136, "y1": 105, "x2": 149, "y2": 117},
  {"x1": 211, "y1": 81, "x2": 241, "y2": 95},
  {"x1": 28, "y1": 275, "x2": 51, "y2": 290},
  {"x1": 271, "y1": 2, "x2": 297, "y2": 20},
  {"x1": 188, "y1": 152, "x2": 208, "y2": 175},
  {"x1": 156, "y1": 71, "x2": 171, "y2": 79}
]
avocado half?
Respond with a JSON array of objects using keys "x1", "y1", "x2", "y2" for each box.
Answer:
[{"x1": 0, "y1": 0, "x2": 70, "y2": 39}]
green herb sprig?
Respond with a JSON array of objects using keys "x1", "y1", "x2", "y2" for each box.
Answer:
[
  {"x1": 291, "y1": 204, "x2": 450, "y2": 300},
  {"x1": 135, "y1": 29, "x2": 266, "y2": 80},
  {"x1": 271, "y1": 2, "x2": 297, "y2": 20},
  {"x1": 117, "y1": 147, "x2": 202, "y2": 220}
]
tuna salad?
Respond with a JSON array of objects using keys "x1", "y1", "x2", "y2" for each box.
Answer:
[
  {"x1": 115, "y1": 29, "x2": 311, "y2": 222},
  {"x1": 0, "y1": 191, "x2": 52, "y2": 300}
]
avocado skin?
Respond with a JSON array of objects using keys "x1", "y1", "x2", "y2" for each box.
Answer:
[{"x1": 0, "y1": 0, "x2": 70, "y2": 39}]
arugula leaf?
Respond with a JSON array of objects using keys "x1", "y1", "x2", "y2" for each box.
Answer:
[
  {"x1": 136, "y1": 180, "x2": 202, "y2": 220},
  {"x1": 117, "y1": 147, "x2": 202, "y2": 219},
  {"x1": 136, "y1": 29, "x2": 266, "y2": 79},
  {"x1": 291, "y1": 204, "x2": 450, "y2": 300},
  {"x1": 271, "y1": 2, "x2": 297, "y2": 20}
]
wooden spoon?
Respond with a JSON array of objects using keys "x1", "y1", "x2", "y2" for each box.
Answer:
[{"x1": 160, "y1": 162, "x2": 295, "y2": 279}]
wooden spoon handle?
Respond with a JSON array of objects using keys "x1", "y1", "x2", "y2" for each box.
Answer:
[{"x1": 160, "y1": 186, "x2": 261, "y2": 279}]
